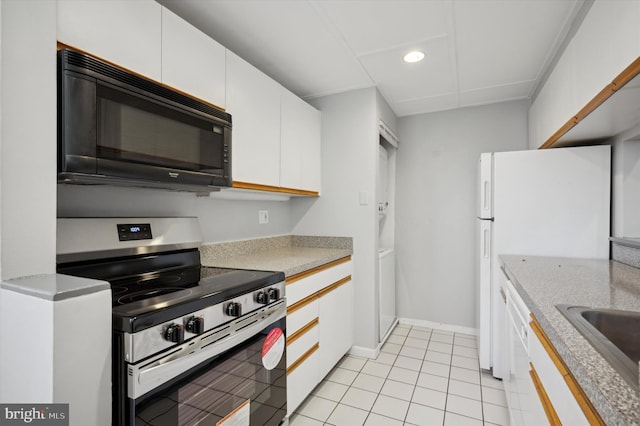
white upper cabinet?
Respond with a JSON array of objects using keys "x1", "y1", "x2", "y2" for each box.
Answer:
[
  {"x1": 57, "y1": 0, "x2": 162, "y2": 82},
  {"x1": 280, "y1": 88, "x2": 321, "y2": 193},
  {"x1": 570, "y1": 2, "x2": 613, "y2": 112},
  {"x1": 226, "y1": 50, "x2": 281, "y2": 187},
  {"x1": 530, "y1": 0, "x2": 640, "y2": 148},
  {"x1": 57, "y1": 1, "x2": 321, "y2": 194},
  {"x1": 161, "y1": 8, "x2": 226, "y2": 108}
]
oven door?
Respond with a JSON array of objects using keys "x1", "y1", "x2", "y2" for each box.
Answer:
[{"x1": 127, "y1": 302, "x2": 286, "y2": 426}]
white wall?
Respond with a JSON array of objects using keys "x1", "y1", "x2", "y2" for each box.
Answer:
[
  {"x1": 57, "y1": 185, "x2": 292, "y2": 244},
  {"x1": 1, "y1": 0, "x2": 57, "y2": 279},
  {"x1": 396, "y1": 100, "x2": 528, "y2": 329},
  {"x1": 291, "y1": 87, "x2": 379, "y2": 351},
  {"x1": 611, "y1": 123, "x2": 640, "y2": 238},
  {"x1": 376, "y1": 90, "x2": 398, "y2": 250},
  {"x1": 0, "y1": 0, "x2": 57, "y2": 404}
]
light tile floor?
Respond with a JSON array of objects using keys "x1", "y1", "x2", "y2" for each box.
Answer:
[{"x1": 290, "y1": 323, "x2": 510, "y2": 426}]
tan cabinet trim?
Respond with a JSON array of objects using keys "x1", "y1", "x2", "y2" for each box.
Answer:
[
  {"x1": 287, "y1": 342, "x2": 319, "y2": 376},
  {"x1": 287, "y1": 317, "x2": 319, "y2": 347},
  {"x1": 287, "y1": 275, "x2": 352, "y2": 315},
  {"x1": 530, "y1": 314, "x2": 605, "y2": 425},
  {"x1": 56, "y1": 42, "x2": 226, "y2": 111},
  {"x1": 286, "y1": 256, "x2": 352, "y2": 285},
  {"x1": 530, "y1": 316, "x2": 568, "y2": 376},
  {"x1": 529, "y1": 362, "x2": 561, "y2": 425},
  {"x1": 317, "y1": 276, "x2": 351, "y2": 298},
  {"x1": 287, "y1": 293, "x2": 318, "y2": 315},
  {"x1": 232, "y1": 181, "x2": 319, "y2": 197},
  {"x1": 539, "y1": 56, "x2": 640, "y2": 149}
]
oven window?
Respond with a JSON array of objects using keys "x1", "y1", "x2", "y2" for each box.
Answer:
[
  {"x1": 134, "y1": 318, "x2": 286, "y2": 426},
  {"x1": 96, "y1": 83, "x2": 225, "y2": 174}
]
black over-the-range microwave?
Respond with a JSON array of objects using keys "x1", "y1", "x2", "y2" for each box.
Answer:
[{"x1": 57, "y1": 48, "x2": 232, "y2": 192}]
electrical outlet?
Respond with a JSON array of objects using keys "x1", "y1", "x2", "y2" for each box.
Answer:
[{"x1": 258, "y1": 210, "x2": 269, "y2": 224}]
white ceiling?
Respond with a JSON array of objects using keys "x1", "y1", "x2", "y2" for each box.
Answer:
[{"x1": 158, "y1": 0, "x2": 583, "y2": 117}]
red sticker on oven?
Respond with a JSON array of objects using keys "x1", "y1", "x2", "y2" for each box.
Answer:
[{"x1": 261, "y1": 327, "x2": 285, "y2": 370}]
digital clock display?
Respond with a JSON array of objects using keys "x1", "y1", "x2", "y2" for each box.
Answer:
[{"x1": 117, "y1": 223, "x2": 152, "y2": 241}]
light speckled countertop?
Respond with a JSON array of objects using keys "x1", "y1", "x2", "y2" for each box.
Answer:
[
  {"x1": 500, "y1": 255, "x2": 640, "y2": 425},
  {"x1": 200, "y1": 235, "x2": 352, "y2": 276}
]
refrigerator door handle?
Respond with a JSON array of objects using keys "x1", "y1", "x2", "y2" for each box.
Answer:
[{"x1": 483, "y1": 180, "x2": 489, "y2": 212}]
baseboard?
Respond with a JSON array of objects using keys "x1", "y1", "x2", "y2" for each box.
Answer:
[
  {"x1": 347, "y1": 318, "x2": 478, "y2": 359},
  {"x1": 398, "y1": 317, "x2": 478, "y2": 337},
  {"x1": 380, "y1": 317, "x2": 399, "y2": 345},
  {"x1": 349, "y1": 345, "x2": 379, "y2": 359}
]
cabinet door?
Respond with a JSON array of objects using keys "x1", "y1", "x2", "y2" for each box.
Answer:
[
  {"x1": 57, "y1": 0, "x2": 162, "y2": 82},
  {"x1": 528, "y1": 321, "x2": 590, "y2": 425},
  {"x1": 161, "y1": 7, "x2": 226, "y2": 108},
  {"x1": 318, "y1": 279, "x2": 353, "y2": 380},
  {"x1": 226, "y1": 50, "x2": 281, "y2": 187},
  {"x1": 280, "y1": 88, "x2": 321, "y2": 192},
  {"x1": 287, "y1": 349, "x2": 320, "y2": 416}
]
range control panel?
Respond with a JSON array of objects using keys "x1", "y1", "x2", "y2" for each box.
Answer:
[
  {"x1": 117, "y1": 223, "x2": 152, "y2": 241},
  {"x1": 123, "y1": 281, "x2": 286, "y2": 363}
]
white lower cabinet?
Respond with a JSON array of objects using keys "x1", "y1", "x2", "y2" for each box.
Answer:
[
  {"x1": 287, "y1": 349, "x2": 320, "y2": 416},
  {"x1": 501, "y1": 275, "x2": 604, "y2": 426},
  {"x1": 528, "y1": 318, "x2": 595, "y2": 425},
  {"x1": 286, "y1": 303, "x2": 319, "y2": 417},
  {"x1": 503, "y1": 277, "x2": 603, "y2": 425},
  {"x1": 318, "y1": 278, "x2": 353, "y2": 380},
  {"x1": 285, "y1": 257, "x2": 353, "y2": 416},
  {"x1": 503, "y1": 276, "x2": 546, "y2": 426}
]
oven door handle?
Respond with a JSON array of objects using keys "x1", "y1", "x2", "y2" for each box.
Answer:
[{"x1": 130, "y1": 301, "x2": 286, "y2": 400}]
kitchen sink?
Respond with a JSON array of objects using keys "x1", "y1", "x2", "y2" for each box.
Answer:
[{"x1": 556, "y1": 304, "x2": 640, "y2": 391}]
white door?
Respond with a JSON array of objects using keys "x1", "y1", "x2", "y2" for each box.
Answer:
[
  {"x1": 478, "y1": 218, "x2": 493, "y2": 371},
  {"x1": 378, "y1": 248, "x2": 396, "y2": 342}
]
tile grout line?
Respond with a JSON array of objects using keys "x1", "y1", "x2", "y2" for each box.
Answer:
[
  {"x1": 293, "y1": 324, "x2": 502, "y2": 426},
  {"x1": 440, "y1": 331, "x2": 454, "y2": 426}
]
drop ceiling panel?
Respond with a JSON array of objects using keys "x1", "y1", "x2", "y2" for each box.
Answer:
[
  {"x1": 358, "y1": 36, "x2": 456, "y2": 102},
  {"x1": 158, "y1": 0, "x2": 582, "y2": 117},
  {"x1": 454, "y1": 0, "x2": 577, "y2": 92},
  {"x1": 314, "y1": 0, "x2": 452, "y2": 54},
  {"x1": 391, "y1": 92, "x2": 460, "y2": 117},
  {"x1": 459, "y1": 80, "x2": 533, "y2": 107}
]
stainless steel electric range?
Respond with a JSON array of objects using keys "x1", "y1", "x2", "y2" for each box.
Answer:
[{"x1": 56, "y1": 217, "x2": 287, "y2": 426}]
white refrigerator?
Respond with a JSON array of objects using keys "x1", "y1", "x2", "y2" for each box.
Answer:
[{"x1": 477, "y1": 145, "x2": 611, "y2": 377}]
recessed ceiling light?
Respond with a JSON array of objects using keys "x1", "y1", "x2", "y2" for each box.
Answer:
[{"x1": 403, "y1": 51, "x2": 425, "y2": 63}]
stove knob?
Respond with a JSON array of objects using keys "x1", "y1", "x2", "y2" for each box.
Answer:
[
  {"x1": 225, "y1": 302, "x2": 241, "y2": 317},
  {"x1": 186, "y1": 316, "x2": 204, "y2": 334},
  {"x1": 268, "y1": 287, "x2": 280, "y2": 301},
  {"x1": 255, "y1": 291, "x2": 268, "y2": 304},
  {"x1": 165, "y1": 324, "x2": 184, "y2": 344}
]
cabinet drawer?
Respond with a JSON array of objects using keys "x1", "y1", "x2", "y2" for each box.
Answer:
[
  {"x1": 287, "y1": 298, "x2": 318, "y2": 335},
  {"x1": 287, "y1": 321, "x2": 318, "y2": 368},
  {"x1": 287, "y1": 347, "x2": 319, "y2": 416},
  {"x1": 286, "y1": 258, "x2": 352, "y2": 305},
  {"x1": 529, "y1": 316, "x2": 603, "y2": 425}
]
